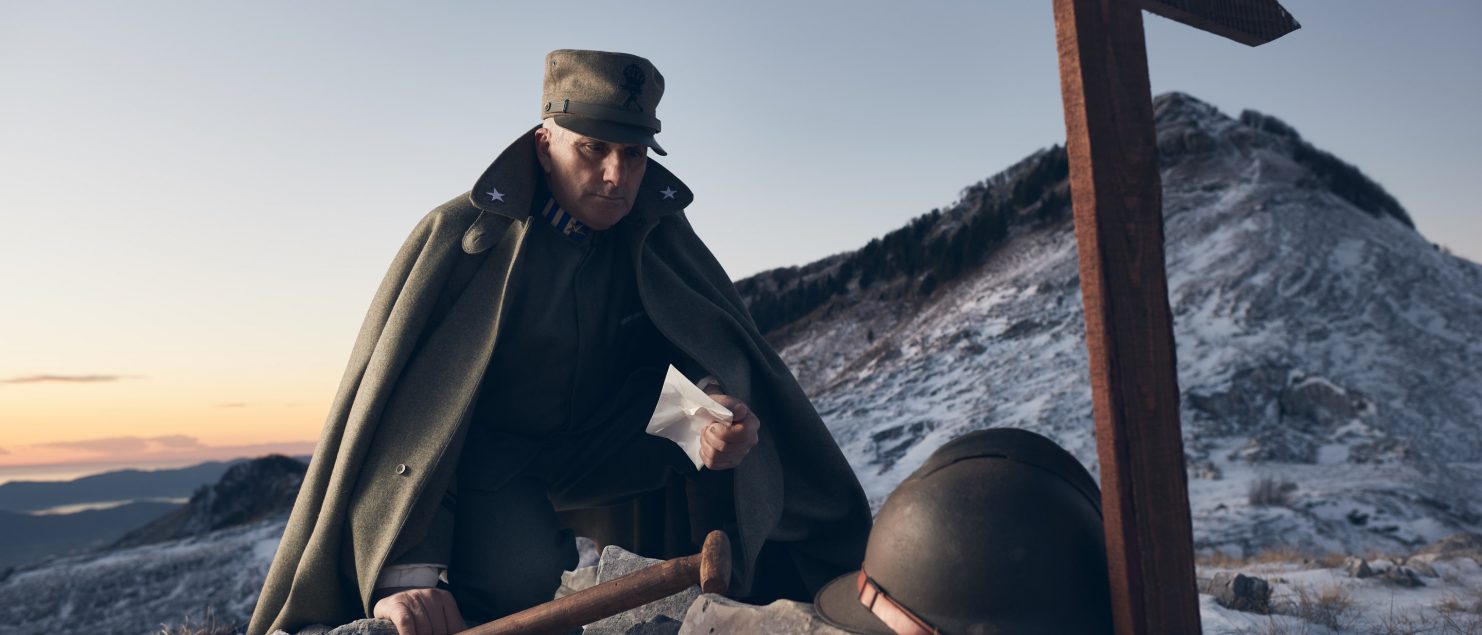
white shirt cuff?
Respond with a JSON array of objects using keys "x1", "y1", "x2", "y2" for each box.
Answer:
[{"x1": 696, "y1": 375, "x2": 723, "y2": 394}]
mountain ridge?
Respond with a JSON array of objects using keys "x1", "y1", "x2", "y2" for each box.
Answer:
[{"x1": 744, "y1": 90, "x2": 1482, "y2": 558}]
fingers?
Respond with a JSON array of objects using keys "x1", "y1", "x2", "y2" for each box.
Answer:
[
  {"x1": 700, "y1": 395, "x2": 760, "y2": 470},
  {"x1": 438, "y1": 592, "x2": 467, "y2": 634},
  {"x1": 374, "y1": 588, "x2": 463, "y2": 635},
  {"x1": 708, "y1": 395, "x2": 748, "y2": 420},
  {"x1": 410, "y1": 593, "x2": 432, "y2": 635},
  {"x1": 378, "y1": 599, "x2": 418, "y2": 635}
]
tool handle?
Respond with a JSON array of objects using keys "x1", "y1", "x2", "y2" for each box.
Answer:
[{"x1": 462, "y1": 530, "x2": 730, "y2": 635}]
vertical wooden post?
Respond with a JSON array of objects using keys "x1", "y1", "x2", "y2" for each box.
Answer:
[{"x1": 1052, "y1": 0, "x2": 1202, "y2": 633}]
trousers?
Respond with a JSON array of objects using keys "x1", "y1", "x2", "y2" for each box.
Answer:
[{"x1": 448, "y1": 366, "x2": 694, "y2": 623}]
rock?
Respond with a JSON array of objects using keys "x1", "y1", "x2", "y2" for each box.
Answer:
[
  {"x1": 1345, "y1": 556, "x2": 1374, "y2": 578},
  {"x1": 556, "y1": 565, "x2": 598, "y2": 599},
  {"x1": 1406, "y1": 560, "x2": 1438, "y2": 578},
  {"x1": 620, "y1": 614, "x2": 682, "y2": 634},
  {"x1": 281, "y1": 619, "x2": 397, "y2": 635},
  {"x1": 116, "y1": 455, "x2": 307, "y2": 549},
  {"x1": 582, "y1": 546, "x2": 700, "y2": 635},
  {"x1": 679, "y1": 594, "x2": 853, "y2": 635},
  {"x1": 289, "y1": 546, "x2": 689, "y2": 635},
  {"x1": 1200, "y1": 572, "x2": 1271, "y2": 614},
  {"x1": 1382, "y1": 566, "x2": 1425, "y2": 588}
]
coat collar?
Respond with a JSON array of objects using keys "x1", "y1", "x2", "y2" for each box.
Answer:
[{"x1": 463, "y1": 125, "x2": 694, "y2": 254}]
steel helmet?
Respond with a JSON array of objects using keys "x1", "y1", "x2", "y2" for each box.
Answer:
[{"x1": 814, "y1": 428, "x2": 1113, "y2": 634}]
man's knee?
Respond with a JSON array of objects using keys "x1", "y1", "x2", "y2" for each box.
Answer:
[{"x1": 449, "y1": 476, "x2": 578, "y2": 623}]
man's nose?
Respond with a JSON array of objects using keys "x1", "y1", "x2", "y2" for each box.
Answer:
[{"x1": 602, "y1": 152, "x2": 635, "y2": 186}]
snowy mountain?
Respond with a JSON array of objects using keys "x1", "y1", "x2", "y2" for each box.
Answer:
[{"x1": 740, "y1": 91, "x2": 1482, "y2": 559}]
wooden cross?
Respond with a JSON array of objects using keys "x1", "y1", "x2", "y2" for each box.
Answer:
[{"x1": 1050, "y1": 1, "x2": 1298, "y2": 633}]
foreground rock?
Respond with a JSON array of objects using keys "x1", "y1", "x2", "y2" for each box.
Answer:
[
  {"x1": 285, "y1": 546, "x2": 696, "y2": 635},
  {"x1": 679, "y1": 595, "x2": 851, "y2": 635},
  {"x1": 1199, "y1": 572, "x2": 1272, "y2": 614}
]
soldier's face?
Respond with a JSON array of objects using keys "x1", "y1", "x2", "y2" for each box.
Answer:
[{"x1": 536, "y1": 125, "x2": 647, "y2": 230}]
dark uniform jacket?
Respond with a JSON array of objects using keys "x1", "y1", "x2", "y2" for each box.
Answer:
[{"x1": 247, "y1": 126, "x2": 872, "y2": 635}]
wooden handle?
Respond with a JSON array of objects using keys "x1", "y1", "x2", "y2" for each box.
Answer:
[
  {"x1": 462, "y1": 530, "x2": 731, "y2": 635},
  {"x1": 698, "y1": 529, "x2": 730, "y2": 595}
]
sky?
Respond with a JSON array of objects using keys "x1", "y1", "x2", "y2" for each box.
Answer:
[{"x1": 2, "y1": 1, "x2": 1478, "y2": 480}]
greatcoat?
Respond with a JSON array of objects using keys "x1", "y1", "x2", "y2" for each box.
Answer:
[{"x1": 248, "y1": 127, "x2": 872, "y2": 635}]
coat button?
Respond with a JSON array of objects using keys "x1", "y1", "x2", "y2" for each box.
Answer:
[{"x1": 395, "y1": 463, "x2": 408, "y2": 475}]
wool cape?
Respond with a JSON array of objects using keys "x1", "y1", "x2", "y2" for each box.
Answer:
[{"x1": 247, "y1": 127, "x2": 872, "y2": 635}]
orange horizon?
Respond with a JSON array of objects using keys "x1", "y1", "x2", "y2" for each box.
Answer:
[{"x1": 0, "y1": 438, "x2": 319, "y2": 470}]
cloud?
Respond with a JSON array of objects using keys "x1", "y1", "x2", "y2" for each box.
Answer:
[
  {"x1": 0, "y1": 447, "x2": 9, "y2": 455},
  {"x1": 2, "y1": 374, "x2": 136, "y2": 385},
  {"x1": 2, "y1": 437, "x2": 317, "y2": 470},
  {"x1": 216, "y1": 403, "x2": 248, "y2": 408},
  {"x1": 39, "y1": 437, "x2": 150, "y2": 453},
  {"x1": 38, "y1": 435, "x2": 205, "y2": 454},
  {"x1": 148, "y1": 435, "x2": 205, "y2": 449}
]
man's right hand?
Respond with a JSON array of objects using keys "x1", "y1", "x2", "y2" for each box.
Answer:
[{"x1": 372, "y1": 587, "x2": 466, "y2": 635}]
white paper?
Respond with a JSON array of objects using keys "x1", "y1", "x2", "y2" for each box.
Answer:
[{"x1": 646, "y1": 365, "x2": 732, "y2": 469}]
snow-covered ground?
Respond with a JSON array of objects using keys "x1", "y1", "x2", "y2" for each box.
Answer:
[
  {"x1": 1199, "y1": 552, "x2": 1482, "y2": 634},
  {"x1": 0, "y1": 517, "x2": 283, "y2": 634}
]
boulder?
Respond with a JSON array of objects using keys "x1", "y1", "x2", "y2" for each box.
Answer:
[
  {"x1": 581, "y1": 546, "x2": 699, "y2": 635},
  {"x1": 1344, "y1": 557, "x2": 1374, "y2": 578},
  {"x1": 287, "y1": 546, "x2": 694, "y2": 635},
  {"x1": 1199, "y1": 572, "x2": 1271, "y2": 614},
  {"x1": 1381, "y1": 566, "x2": 1425, "y2": 588},
  {"x1": 282, "y1": 619, "x2": 395, "y2": 635},
  {"x1": 679, "y1": 595, "x2": 853, "y2": 635}
]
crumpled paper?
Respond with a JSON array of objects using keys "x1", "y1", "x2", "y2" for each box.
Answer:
[{"x1": 646, "y1": 365, "x2": 732, "y2": 470}]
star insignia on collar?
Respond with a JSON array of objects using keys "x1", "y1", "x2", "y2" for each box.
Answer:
[
  {"x1": 486, "y1": 188, "x2": 506, "y2": 203},
  {"x1": 659, "y1": 186, "x2": 678, "y2": 200}
]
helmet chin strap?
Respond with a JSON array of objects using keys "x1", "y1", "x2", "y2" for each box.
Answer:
[{"x1": 857, "y1": 569, "x2": 940, "y2": 635}]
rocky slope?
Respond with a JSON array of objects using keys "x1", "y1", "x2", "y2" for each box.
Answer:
[
  {"x1": 112, "y1": 454, "x2": 305, "y2": 549},
  {"x1": 742, "y1": 91, "x2": 1482, "y2": 558}
]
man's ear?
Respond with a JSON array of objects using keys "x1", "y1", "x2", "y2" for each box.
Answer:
[{"x1": 534, "y1": 126, "x2": 553, "y2": 173}]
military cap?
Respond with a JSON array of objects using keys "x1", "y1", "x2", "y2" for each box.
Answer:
[{"x1": 541, "y1": 49, "x2": 667, "y2": 155}]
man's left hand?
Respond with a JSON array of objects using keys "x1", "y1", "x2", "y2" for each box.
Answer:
[{"x1": 701, "y1": 394, "x2": 760, "y2": 470}]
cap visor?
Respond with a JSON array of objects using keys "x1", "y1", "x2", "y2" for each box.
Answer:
[
  {"x1": 813, "y1": 571, "x2": 894, "y2": 634},
  {"x1": 549, "y1": 114, "x2": 666, "y2": 155}
]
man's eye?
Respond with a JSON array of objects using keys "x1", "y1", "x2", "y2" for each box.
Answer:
[
  {"x1": 624, "y1": 147, "x2": 645, "y2": 158},
  {"x1": 584, "y1": 143, "x2": 606, "y2": 152}
]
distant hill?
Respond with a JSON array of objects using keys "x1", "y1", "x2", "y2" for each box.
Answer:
[
  {"x1": 113, "y1": 454, "x2": 306, "y2": 549},
  {"x1": 0, "y1": 500, "x2": 182, "y2": 568},
  {"x1": 0, "y1": 461, "x2": 240, "y2": 513}
]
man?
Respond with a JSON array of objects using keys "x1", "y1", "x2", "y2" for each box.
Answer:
[{"x1": 248, "y1": 50, "x2": 872, "y2": 635}]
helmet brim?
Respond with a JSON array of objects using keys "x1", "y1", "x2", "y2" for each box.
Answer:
[{"x1": 813, "y1": 571, "x2": 894, "y2": 634}]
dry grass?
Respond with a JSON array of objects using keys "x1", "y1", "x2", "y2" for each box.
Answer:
[
  {"x1": 1198, "y1": 545, "x2": 1346, "y2": 569},
  {"x1": 1213, "y1": 617, "x2": 1320, "y2": 635},
  {"x1": 157, "y1": 608, "x2": 239, "y2": 635},
  {"x1": 1282, "y1": 584, "x2": 1359, "y2": 633},
  {"x1": 1436, "y1": 590, "x2": 1482, "y2": 616},
  {"x1": 1366, "y1": 607, "x2": 1482, "y2": 635}
]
